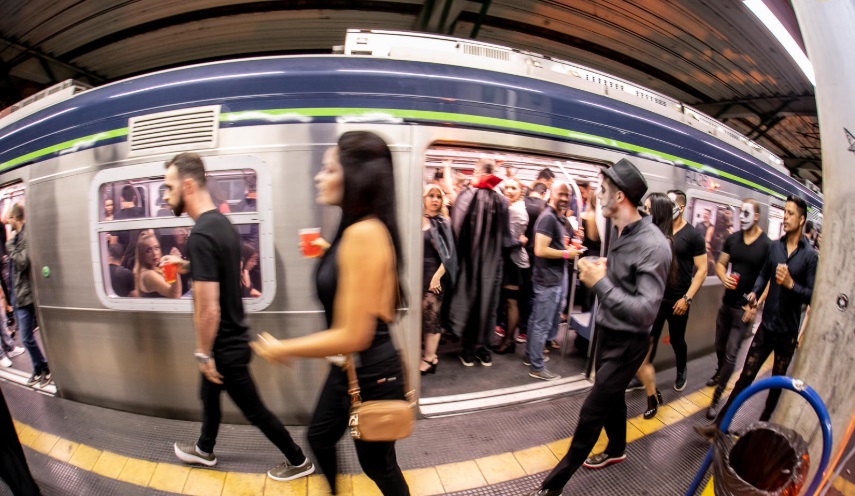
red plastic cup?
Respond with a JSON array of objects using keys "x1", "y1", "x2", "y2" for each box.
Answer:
[
  {"x1": 571, "y1": 238, "x2": 583, "y2": 250},
  {"x1": 731, "y1": 272, "x2": 740, "y2": 285},
  {"x1": 163, "y1": 262, "x2": 177, "y2": 284},
  {"x1": 299, "y1": 228, "x2": 322, "y2": 258},
  {"x1": 563, "y1": 235, "x2": 570, "y2": 247}
]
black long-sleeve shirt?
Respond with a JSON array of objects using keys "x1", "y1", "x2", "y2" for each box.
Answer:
[
  {"x1": 593, "y1": 216, "x2": 672, "y2": 334},
  {"x1": 752, "y1": 235, "x2": 817, "y2": 335}
]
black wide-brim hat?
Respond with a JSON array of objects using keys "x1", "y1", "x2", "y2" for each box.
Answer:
[{"x1": 601, "y1": 158, "x2": 648, "y2": 206}]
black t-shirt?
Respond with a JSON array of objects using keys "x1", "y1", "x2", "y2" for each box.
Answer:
[
  {"x1": 664, "y1": 223, "x2": 707, "y2": 302},
  {"x1": 524, "y1": 196, "x2": 547, "y2": 254},
  {"x1": 109, "y1": 264, "x2": 134, "y2": 297},
  {"x1": 188, "y1": 210, "x2": 249, "y2": 357},
  {"x1": 721, "y1": 231, "x2": 771, "y2": 307},
  {"x1": 532, "y1": 205, "x2": 567, "y2": 287}
]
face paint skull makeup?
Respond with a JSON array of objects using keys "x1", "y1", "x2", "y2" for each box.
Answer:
[
  {"x1": 740, "y1": 203, "x2": 755, "y2": 230},
  {"x1": 668, "y1": 193, "x2": 681, "y2": 220}
]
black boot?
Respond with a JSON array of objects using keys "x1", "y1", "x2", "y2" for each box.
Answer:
[{"x1": 643, "y1": 393, "x2": 659, "y2": 419}]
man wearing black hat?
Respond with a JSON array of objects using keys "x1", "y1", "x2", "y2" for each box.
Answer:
[{"x1": 527, "y1": 158, "x2": 672, "y2": 496}]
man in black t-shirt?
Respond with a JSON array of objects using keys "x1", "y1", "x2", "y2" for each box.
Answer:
[
  {"x1": 649, "y1": 190, "x2": 708, "y2": 391},
  {"x1": 525, "y1": 183, "x2": 581, "y2": 381},
  {"x1": 108, "y1": 243, "x2": 134, "y2": 297},
  {"x1": 517, "y1": 182, "x2": 548, "y2": 343},
  {"x1": 705, "y1": 199, "x2": 771, "y2": 419},
  {"x1": 161, "y1": 153, "x2": 313, "y2": 482}
]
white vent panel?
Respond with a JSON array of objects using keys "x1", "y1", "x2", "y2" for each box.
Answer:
[
  {"x1": 127, "y1": 105, "x2": 220, "y2": 157},
  {"x1": 459, "y1": 43, "x2": 511, "y2": 61}
]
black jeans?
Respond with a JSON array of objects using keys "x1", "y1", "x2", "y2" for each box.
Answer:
[
  {"x1": 714, "y1": 326, "x2": 798, "y2": 425},
  {"x1": 712, "y1": 304, "x2": 750, "y2": 400},
  {"x1": 197, "y1": 346, "x2": 305, "y2": 465},
  {"x1": 542, "y1": 329, "x2": 649, "y2": 491},
  {"x1": 308, "y1": 358, "x2": 410, "y2": 496},
  {"x1": 0, "y1": 388, "x2": 40, "y2": 495},
  {"x1": 649, "y1": 299, "x2": 690, "y2": 373}
]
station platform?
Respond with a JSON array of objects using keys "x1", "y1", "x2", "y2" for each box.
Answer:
[{"x1": 1, "y1": 352, "x2": 845, "y2": 496}]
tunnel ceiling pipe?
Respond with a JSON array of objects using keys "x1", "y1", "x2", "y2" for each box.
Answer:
[{"x1": 777, "y1": 1, "x2": 855, "y2": 494}]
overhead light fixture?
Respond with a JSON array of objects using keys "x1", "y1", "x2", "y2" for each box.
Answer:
[{"x1": 743, "y1": 0, "x2": 816, "y2": 86}]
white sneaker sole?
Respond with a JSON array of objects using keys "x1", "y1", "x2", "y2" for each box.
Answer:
[
  {"x1": 174, "y1": 443, "x2": 217, "y2": 467},
  {"x1": 267, "y1": 463, "x2": 315, "y2": 481}
]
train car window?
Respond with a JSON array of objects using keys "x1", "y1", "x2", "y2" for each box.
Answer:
[
  {"x1": 768, "y1": 205, "x2": 785, "y2": 240},
  {"x1": 686, "y1": 194, "x2": 740, "y2": 277},
  {"x1": 90, "y1": 157, "x2": 273, "y2": 312}
]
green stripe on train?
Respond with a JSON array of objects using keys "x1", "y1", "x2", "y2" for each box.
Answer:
[
  {"x1": 0, "y1": 108, "x2": 787, "y2": 201},
  {"x1": 220, "y1": 108, "x2": 786, "y2": 200},
  {"x1": 0, "y1": 128, "x2": 129, "y2": 171}
]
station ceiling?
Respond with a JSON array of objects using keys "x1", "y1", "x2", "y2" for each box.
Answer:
[{"x1": 0, "y1": 0, "x2": 822, "y2": 187}]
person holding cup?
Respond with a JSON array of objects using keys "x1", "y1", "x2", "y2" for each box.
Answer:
[
  {"x1": 251, "y1": 132, "x2": 410, "y2": 495},
  {"x1": 704, "y1": 199, "x2": 771, "y2": 419},
  {"x1": 696, "y1": 195, "x2": 817, "y2": 436},
  {"x1": 135, "y1": 232, "x2": 182, "y2": 299},
  {"x1": 527, "y1": 159, "x2": 671, "y2": 496}
]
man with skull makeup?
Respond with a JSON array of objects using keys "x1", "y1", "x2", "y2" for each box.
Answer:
[
  {"x1": 704, "y1": 199, "x2": 771, "y2": 419},
  {"x1": 697, "y1": 195, "x2": 817, "y2": 433}
]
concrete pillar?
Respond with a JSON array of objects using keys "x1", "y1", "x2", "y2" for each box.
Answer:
[{"x1": 775, "y1": 1, "x2": 855, "y2": 491}]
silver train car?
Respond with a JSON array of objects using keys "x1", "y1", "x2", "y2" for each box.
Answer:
[{"x1": 0, "y1": 30, "x2": 822, "y2": 423}]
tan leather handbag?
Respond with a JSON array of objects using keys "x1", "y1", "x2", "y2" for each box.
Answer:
[{"x1": 344, "y1": 354, "x2": 415, "y2": 442}]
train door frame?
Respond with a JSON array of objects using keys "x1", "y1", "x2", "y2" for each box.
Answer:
[
  {"x1": 684, "y1": 189, "x2": 745, "y2": 284},
  {"x1": 410, "y1": 128, "x2": 617, "y2": 417},
  {"x1": 88, "y1": 155, "x2": 275, "y2": 312}
]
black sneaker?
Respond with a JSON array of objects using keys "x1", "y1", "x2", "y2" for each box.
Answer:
[
  {"x1": 583, "y1": 452, "x2": 626, "y2": 469},
  {"x1": 706, "y1": 402, "x2": 719, "y2": 420},
  {"x1": 625, "y1": 377, "x2": 644, "y2": 392},
  {"x1": 459, "y1": 350, "x2": 475, "y2": 367},
  {"x1": 705, "y1": 372, "x2": 721, "y2": 387},
  {"x1": 475, "y1": 349, "x2": 492, "y2": 367},
  {"x1": 174, "y1": 442, "x2": 217, "y2": 467},
  {"x1": 674, "y1": 370, "x2": 688, "y2": 391},
  {"x1": 25, "y1": 373, "x2": 42, "y2": 386}
]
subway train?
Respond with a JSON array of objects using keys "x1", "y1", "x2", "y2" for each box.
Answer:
[{"x1": 0, "y1": 29, "x2": 822, "y2": 424}]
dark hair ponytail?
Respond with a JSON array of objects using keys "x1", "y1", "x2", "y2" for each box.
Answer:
[{"x1": 646, "y1": 192, "x2": 679, "y2": 288}]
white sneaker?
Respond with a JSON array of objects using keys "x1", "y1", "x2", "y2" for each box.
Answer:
[
  {"x1": 7, "y1": 346, "x2": 24, "y2": 358},
  {"x1": 0, "y1": 356, "x2": 11, "y2": 368}
]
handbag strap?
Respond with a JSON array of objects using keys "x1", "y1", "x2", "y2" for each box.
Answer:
[{"x1": 343, "y1": 339, "x2": 415, "y2": 408}]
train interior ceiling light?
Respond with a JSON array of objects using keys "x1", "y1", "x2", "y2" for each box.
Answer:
[{"x1": 743, "y1": 0, "x2": 816, "y2": 86}]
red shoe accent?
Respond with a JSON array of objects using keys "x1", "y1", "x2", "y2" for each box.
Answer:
[{"x1": 494, "y1": 326, "x2": 506, "y2": 338}]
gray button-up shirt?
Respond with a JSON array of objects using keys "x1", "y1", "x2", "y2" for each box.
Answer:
[{"x1": 593, "y1": 216, "x2": 672, "y2": 334}]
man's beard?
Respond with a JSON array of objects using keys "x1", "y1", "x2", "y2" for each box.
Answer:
[{"x1": 172, "y1": 196, "x2": 186, "y2": 217}]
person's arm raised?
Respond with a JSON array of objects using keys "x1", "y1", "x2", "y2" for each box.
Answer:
[{"x1": 253, "y1": 219, "x2": 395, "y2": 361}]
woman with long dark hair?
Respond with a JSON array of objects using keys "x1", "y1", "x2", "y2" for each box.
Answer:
[
  {"x1": 634, "y1": 192, "x2": 678, "y2": 419},
  {"x1": 252, "y1": 131, "x2": 410, "y2": 495}
]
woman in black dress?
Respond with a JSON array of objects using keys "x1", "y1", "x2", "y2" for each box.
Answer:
[{"x1": 252, "y1": 131, "x2": 410, "y2": 495}]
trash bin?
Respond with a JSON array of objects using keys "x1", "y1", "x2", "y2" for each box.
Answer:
[{"x1": 711, "y1": 422, "x2": 810, "y2": 496}]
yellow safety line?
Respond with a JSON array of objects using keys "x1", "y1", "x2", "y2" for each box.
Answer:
[{"x1": 13, "y1": 363, "x2": 771, "y2": 496}]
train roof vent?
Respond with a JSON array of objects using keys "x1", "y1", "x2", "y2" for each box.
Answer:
[
  {"x1": 458, "y1": 42, "x2": 511, "y2": 61},
  {"x1": 127, "y1": 105, "x2": 220, "y2": 158}
]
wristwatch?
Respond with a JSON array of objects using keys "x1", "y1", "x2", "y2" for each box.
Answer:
[
  {"x1": 682, "y1": 295, "x2": 693, "y2": 306},
  {"x1": 194, "y1": 352, "x2": 212, "y2": 364}
]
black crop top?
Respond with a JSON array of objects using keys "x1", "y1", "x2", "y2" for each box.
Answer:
[{"x1": 315, "y1": 238, "x2": 396, "y2": 367}]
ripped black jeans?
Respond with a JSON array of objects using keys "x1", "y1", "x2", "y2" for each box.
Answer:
[{"x1": 714, "y1": 325, "x2": 798, "y2": 425}]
